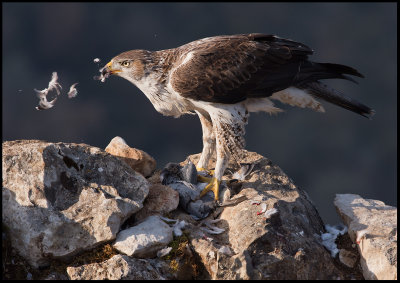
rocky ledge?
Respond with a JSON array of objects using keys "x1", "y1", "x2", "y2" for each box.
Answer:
[{"x1": 2, "y1": 138, "x2": 397, "y2": 280}]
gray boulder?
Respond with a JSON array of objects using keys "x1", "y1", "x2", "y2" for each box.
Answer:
[{"x1": 2, "y1": 140, "x2": 149, "y2": 268}]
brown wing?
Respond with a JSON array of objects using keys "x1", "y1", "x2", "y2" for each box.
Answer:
[{"x1": 170, "y1": 34, "x2": 314, "y2": 103}]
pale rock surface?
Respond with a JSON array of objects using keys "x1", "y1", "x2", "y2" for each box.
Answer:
[
  {"x1": 2, "y1": 140, "x2": 149, "y2": 268},
  {"x1": 334, "y1": 194, "x2": 397, "y2": 280},
  {"x1": 134, "y1": 184, "x2": 179, "y2": 222},
  {"x1": 113, "y1": 215, "x2": 173, "y2": 258},
  {"x1": 105, "y1": 136, "x2": 156, "y2": 177},
  {"x1": 66, "y1": 254, "x2": 173, "y2": 280},
  {"x1": 181, "y1": 151, "x2": 353, "y2": 280}
]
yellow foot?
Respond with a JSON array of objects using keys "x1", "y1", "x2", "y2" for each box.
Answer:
[
  {"x1": 196, "y1": 167, "x2": 215, "y2": 176},
  {"x1": 197, "y1": 175, "x2": 213, "y2": 183},
  {"x1": 199, "y1": 177, "x2": 221, "y2": 201},
  {"x1": 196, "y1": 167, "x2": 215, "y2": 183}
]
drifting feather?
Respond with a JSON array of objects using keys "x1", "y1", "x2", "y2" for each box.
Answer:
[
  {"x1": 34, "y1": 88, "x2": 58, "y2": 110},
  {"x1": 48, "y1": 72, "x2": 62, "y2": 95},
  {"x1": 34, "y1": 72, "x2": 62, "y2": 110},
  {"x1": 67, "y1": 83, "x2": 78, "y2": 98},
  {"x1": 93, "y1": 58, "x2": 101, "y2": 63},
  {"x1": 94, "y1": 65, "x2": 111, "y2": 82}
]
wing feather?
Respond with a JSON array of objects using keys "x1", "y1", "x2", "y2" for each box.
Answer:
[{"x1": 170, "y1": 34, "x2": 314, "y2": 103}]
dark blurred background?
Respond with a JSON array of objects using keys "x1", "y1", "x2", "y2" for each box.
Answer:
[{"x1": 2, "y1": 3, "x2": 397, "y2": 224}]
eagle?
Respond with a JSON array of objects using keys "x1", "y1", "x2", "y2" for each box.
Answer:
[{"x1": 98, "y1": 33, "x2": 374, "y2": 201}]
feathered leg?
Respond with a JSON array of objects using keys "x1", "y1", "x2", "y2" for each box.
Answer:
[
  {"x1": 198, "y1": 104, "x2": 248, "y2": 201},
  {"x1": 198, "y1": 128, "x2": 229, "y2": 201},
  {"x1": 195, "y1": 110, "x2": 216, "y2": 171}
]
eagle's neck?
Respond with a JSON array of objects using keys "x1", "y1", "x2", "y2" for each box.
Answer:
[{"x1": 130, "y1": 49, "x2": 190, "y2": 117}]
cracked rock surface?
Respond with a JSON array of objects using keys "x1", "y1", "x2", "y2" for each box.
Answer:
[
  {"x1": 2, "y1": 140, "x2": 149, "y2": 268},
  {"x1": 178, "y1": 151, "x2": 357, "y2": 280},
  {"x1": 334, "y1": 194, "x2": 397, "y2": 280}
]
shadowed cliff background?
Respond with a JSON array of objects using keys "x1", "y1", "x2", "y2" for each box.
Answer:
[{"x1": 2, "y1": 2, "x2": 396, "y2": 224}]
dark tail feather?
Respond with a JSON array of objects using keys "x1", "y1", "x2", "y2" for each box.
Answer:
[
  {"x1": 318, "y1": 62, "x2": 365, "y2": 79},
  {"x1": 301, "y1": 82, "x2": 375, "y2": 119},
  {"x1": 294, "y1": 62, "x2": 365, "y2": 85}
]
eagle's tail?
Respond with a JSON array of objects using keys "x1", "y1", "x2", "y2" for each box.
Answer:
[
  {"x1": 294, "y1": 62, "x2": 364, "y2": 84},
  {"x1": 299, "y1": 81, "x2": 375, "y2": 119}
]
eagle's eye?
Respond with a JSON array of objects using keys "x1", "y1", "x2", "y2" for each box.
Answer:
[{"x1": 121, "y1": 61, "x2": 130, "y2": 67}]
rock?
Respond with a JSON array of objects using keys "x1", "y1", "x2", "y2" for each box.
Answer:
[
  {"x1": 134, "y1": 184, "x2": 179, "y2": 222},
  {"x1": 2, "y1": 140, "x2": 149, "y2": 268},
  {"x1": 339, "y1": 249, "x2": 358, "y2": 268},
  {"x1": 113, "y1": 215, "x2": 173, "y2": 258},
  {"x1": 182, "y1": 151, "x2": 352, "y2": 280},
  {"x1": 105, "y1": 136, "x2": 156, "y2": 177},
  {"x1": 334, "y1": 194, "x2": 397, "y2": 280},
  {"x1": 66, "y1": 254, "x2": 173, "y2": 280}
]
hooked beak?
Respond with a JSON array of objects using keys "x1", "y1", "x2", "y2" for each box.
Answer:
[
  {"x1": 94, "y1": 61, "x2": 121, "y2": 82},
  {"x1": 104, "y1": 61, "x2": 122, "y2": 75}
]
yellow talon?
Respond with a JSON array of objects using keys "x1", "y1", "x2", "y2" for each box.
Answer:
[
  {"x1": 197, "y1": 175, "x2": 213, "y2": 183},
  {"x1": 196, "y1": 167, "x2": 215, "y2": 183},
  {"x1": 196, "y1": 167, "x2": 215, "y2": 176},
  {"x1": 199, "y1": 177, "x2": 221, "y2": 201}
]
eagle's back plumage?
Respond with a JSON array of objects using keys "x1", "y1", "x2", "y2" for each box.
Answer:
[
  {"x1": 171, "y1": 35, "x2": 348, "y2": 96},
  {"x1": 165, "y1": 33, "x2": 373, "y2": 118}
]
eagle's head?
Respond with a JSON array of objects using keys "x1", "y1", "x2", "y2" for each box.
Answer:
[{"x1": 99, "y1": 50, "x2": 151, "y2": 84}]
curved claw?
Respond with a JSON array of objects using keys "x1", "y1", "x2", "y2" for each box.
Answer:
[
  {"x1": 199, "y1": 177, "x2": 221, "y2": 201},
  {"x1": 197, "y1": 175, "x2": 213, "y2": 183},
  {"x1": 196, "y1": 167, "x2": 215, "y2": 176}
]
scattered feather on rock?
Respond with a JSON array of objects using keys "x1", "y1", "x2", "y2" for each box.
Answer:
[
  {"x1": 157, "y1": 246, "x2": 172, "y2": 258},
  {"x1": 159, "y1": 216, "x2": 178, "y2": 224},
  {"x1": 264, "y1": 207, "x2": 278, "y2": 218},
  {"x1": 218, "y1": 245, "x2": 232, "y2": 256},
  {"x1": 232, "y1": 163, "x2": 255, "y2": 181},
  {"x1": 257, "y1": 203, "x2": 267, "y2": 215},
  {"x1": 173, "y1": 220, "x2": 186, "y2": 237},
  {"x1": 355, "y1": 229, "x2": 369, "y2": 244},
  {"x1": 321, "y1": 224, "x2": 348, "y2": 257},
  {"x1": 200, "y1": 218, "x2": 225, "y2": 235},
  {"x1": 250, "y1": 200, "x2": 261, "y2": 205},
  {"x1": 159, "y1": 216, "x2": 186, "y2": 237}
]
